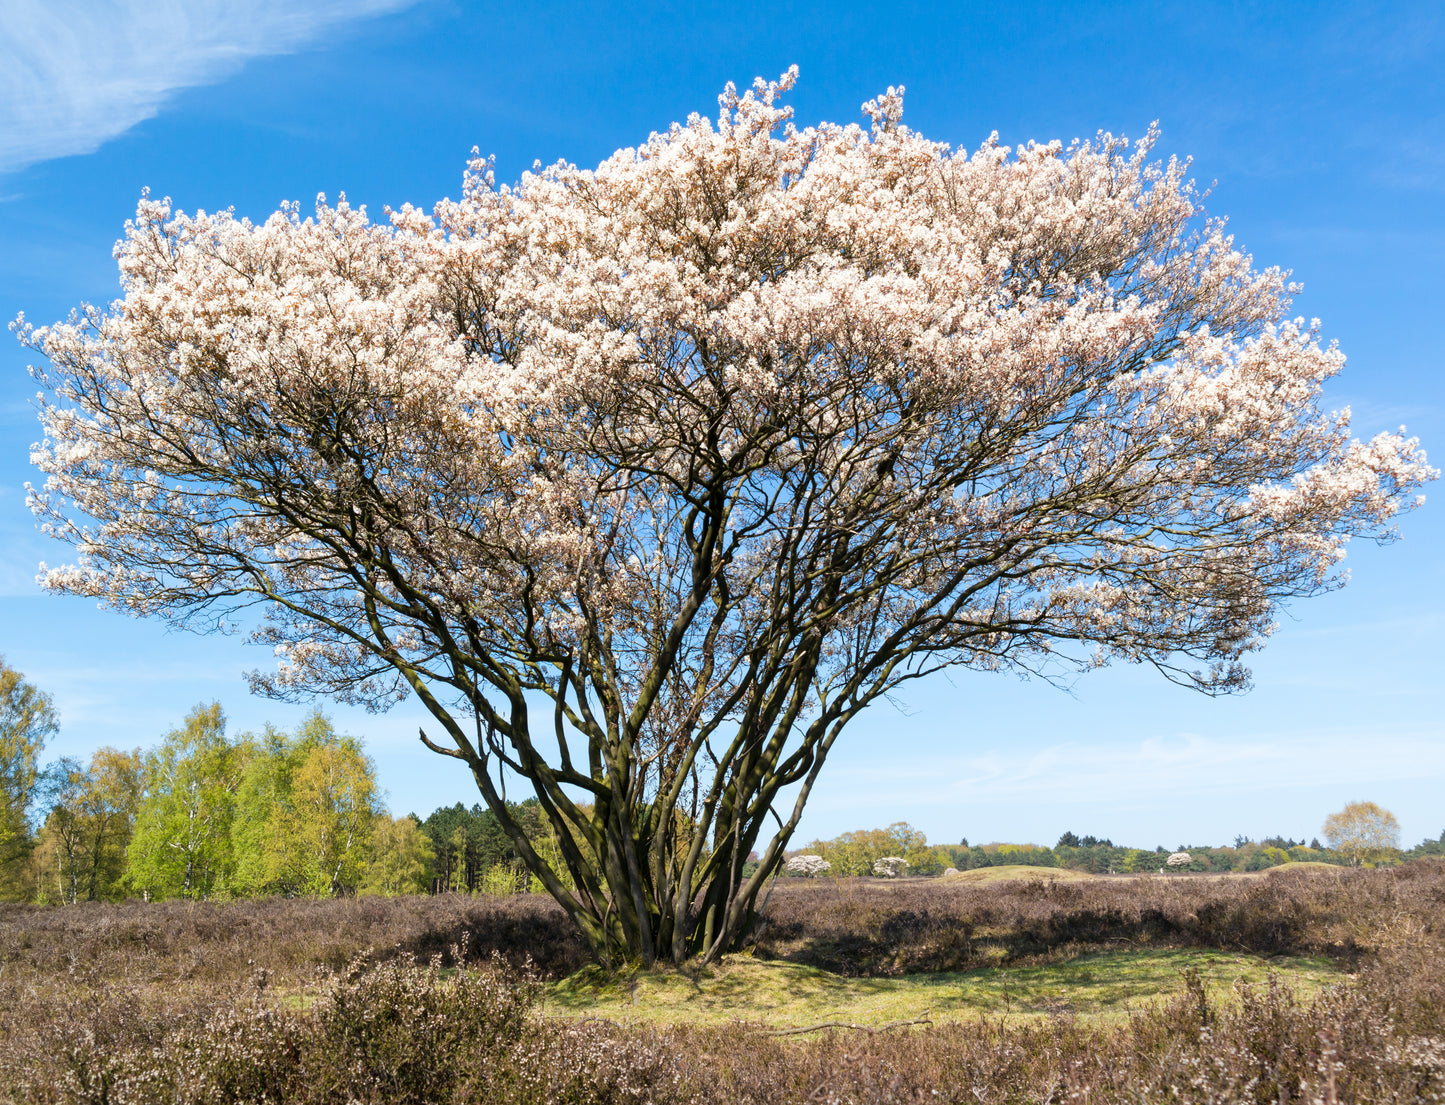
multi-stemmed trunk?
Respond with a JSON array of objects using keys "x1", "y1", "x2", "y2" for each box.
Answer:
[{"x1": 415, "y1": 647, "x2": 858, "y2": 966}]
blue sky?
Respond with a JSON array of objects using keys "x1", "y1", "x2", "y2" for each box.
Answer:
[{"x1": 1, "y1": 0, "x2": 1441, "y2": 849}]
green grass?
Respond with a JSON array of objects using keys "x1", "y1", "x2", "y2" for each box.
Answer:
[
  {"x1": 940, "y1": 864, "x2": 1096, "y2": 884},
  {"x1": 1269, "y1": 861, "x2": 1346, "y2": 871},
  {"x1": 544, "y1": 949, "x2": 1342, "y2": 1028}
]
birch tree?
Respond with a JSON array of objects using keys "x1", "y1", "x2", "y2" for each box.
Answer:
[
  {"x1": 230, "y1": 712, "x2": 377, "y2": 896},
  {"x1": 291, "y1": 732, "x2": 378, "y2": 895},
  {"x1": 35, "y1": 748, "x2": 141, "y2": 903},
  {"x1": 127, "y1": 703, "x2": 247, "y2": 899},
  {"x1": 0, "y1": 659, "x2": 57, "y2": 897},
  {"x1": 363, "y1": 813, "x2": 433, "y2": 895},
  {"x1": 1323, "y1": 801, "x2": 1402, "y2": 867}
]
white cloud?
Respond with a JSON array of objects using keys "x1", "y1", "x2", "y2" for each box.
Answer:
[{"x1": 0, "y1": 0, "x2": 420, "y2": 174}]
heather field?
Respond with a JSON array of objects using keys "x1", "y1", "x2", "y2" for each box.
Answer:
[{"x1": 2, "y1": 862, "x2": 1443, "y2": 1103}]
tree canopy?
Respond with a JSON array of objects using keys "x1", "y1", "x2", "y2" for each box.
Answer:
[
  {"x1": 20, "y1": 72, "x2": 1432, "y2": 963},
  {"x1": 0, "y1": 658, "x2": 58, "y2": 892},
  {"x1": 33, "y1": 747, "x2": 142, "y2": 904},
  {"x1": 127, "y1": 702, "x2": 242, "y2": 899},
  {"x1": 230, "y1": 712, "x2": 379, "y2": 897},
  {"x1": 1322, "y1": 801, "x2": 1402, "y2": 867}
]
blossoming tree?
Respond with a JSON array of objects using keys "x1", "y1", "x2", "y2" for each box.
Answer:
[{"x1": 20, "y1": 71, "x2": 1431, "y2": 964}]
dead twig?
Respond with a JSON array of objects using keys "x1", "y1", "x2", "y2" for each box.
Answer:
[{"x1": 764, "y1": 1017, "x2": 933, "y2": 1037}]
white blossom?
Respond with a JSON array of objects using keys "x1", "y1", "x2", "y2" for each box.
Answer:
[
  {"x1": 784, "y1": 854, "x2": 832, "y2": 877},
  {"x1": 873, "y1": 857, "x2": 909, "y2": 878}
]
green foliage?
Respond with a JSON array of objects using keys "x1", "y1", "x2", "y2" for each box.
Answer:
[
  {"x1": 231, "y1": 711, "x2": 380, "y2": 897},
  {"x1": 19, "y1": 688, "x2": 1437, "y2": 914},
  {"x1": 938, "y1": 841, "x2": 1061, "y2": 872},
  {"x1": 0, "y1": 658, "x2": 58, "y2": 899},
  {"x1": 804, "y1": 821, "x2": 940, "y2": 876},
  {"x1": 363, "y1": 814, "x2": 435, "y2": 896},
  {"x1": 1120, "y1": 848, "x2": 1158, "y2": 873},
  {"x1": 230, "y1": 724, "x2": 305, "y2": 895},
  {"x1": 418, "y1": 798, "x2": 571, "y2": 895},
  {"x1": 32, "y1": 746, "x2": 143, "y2": 903},
  {"x1": 930, "y1": 832, "x2": 1368, "y2": 876},
  {"x1": 1323, "y1": 801, "x2": 1402, "y2": 867},
  {"x1": 1407, "y1": 830, "x2": 1445, "y2": 859},
  {"x1": 17, "y1": 694, "x2": 600, "y2": 905},
  {"x1": 127, "y1": 703, "x2": 248, "y2": 900},
  {"x1": 526, "y1": 828, "x2": 577, "y2": 894},
  {"x1": 420, "y1": 802, "x2": 517, "y2": 892}
]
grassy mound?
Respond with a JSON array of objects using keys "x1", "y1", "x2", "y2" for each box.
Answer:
[
  {"x1": 1268, "y1": 861, "x2": 1345, "y2": 871},
  {"x1": 940, "y1": 864, "x2": 1095, "y2": 884}
]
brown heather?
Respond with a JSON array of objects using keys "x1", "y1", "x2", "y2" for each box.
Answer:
[
  {"x1": 750, "y1": 863, "x2": 1413, "y2": 973},
  {"x1": 0, "y1": 892, "x2": 590, "y2": 988},
  {"x1": 1, "y1": 863, "x2": 1442, "y2": 1103}
]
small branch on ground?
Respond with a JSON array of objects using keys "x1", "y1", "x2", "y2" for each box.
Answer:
[{"x1": 764, "y1": 1017, "x2": 933, "y2": 1037}]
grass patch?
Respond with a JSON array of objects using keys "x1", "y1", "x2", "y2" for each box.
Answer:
[
  {"x1": 545, "y1": 948, "x2": 1342, "y2": 1028},
  {"x1": 1269, "y1": 861, "x2": 1345, "y2": 871},
  {"x1": 940, "y1": 864, "x2": 1095, "y2": 884}
]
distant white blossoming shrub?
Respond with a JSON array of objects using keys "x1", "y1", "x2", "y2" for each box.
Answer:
[
  {"x1": 785, "y1": 854, "x2": 832, "y2": 877},
  {"x1": 1166, "y1": 851, "x2": 1193, "y2": 868},
  {"x1": 873, "y1": 857, "x2": 909, "y2": 878}
]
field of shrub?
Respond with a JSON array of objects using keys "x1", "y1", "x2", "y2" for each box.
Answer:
[{"x1": 2, "y1": 863, "x2": 1443, "y2": 1103}]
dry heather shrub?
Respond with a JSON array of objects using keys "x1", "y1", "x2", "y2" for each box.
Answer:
[
  {"x1": 0, "y1": 891, "x2": 589, "y2": 987},
  {"x1": 13, "y1": 913, "x2": 1445, "y2": 1104},
  {"x1": 2, "y1": 864, "x2": 1443, "y2": 1102},
  {"x1": 301, "y1": 948, "x2": 539, "y2": 1102},
  {"x1": 753, "y1": 863, "x2": 1444, "y2": 974},
  {"x1": 5, "y1": 946, "x2": 1445, "y2": 1104},
  {"x1": 651, "y1": 961, "x2": 1445, "y2": 1103},
  {"x1": 5, "y1": 951, "x2": 695, "y2": 1105}
]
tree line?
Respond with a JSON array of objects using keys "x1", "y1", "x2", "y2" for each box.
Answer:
[
  {"x1": 788, "y1": 817, "x2": 1439, "y2": 878},
  {"x1": 5, "y1": 656, "x2": 1439, "y2": 903},
  {"x1": 0, "y1": 660, "x2": 573, "y2": 903},
  {"x1": 797, "y1": 822, "x2": 947, "y2": 876}
]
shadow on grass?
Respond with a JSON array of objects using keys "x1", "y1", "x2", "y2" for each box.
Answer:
[{"x1": 544, "y1": 947, "x2": 1344, "y2": 1027}]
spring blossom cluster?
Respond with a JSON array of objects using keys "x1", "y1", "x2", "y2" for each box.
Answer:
[{"x1": 784, "y1": 854, "x2": 832, "y2": 878}]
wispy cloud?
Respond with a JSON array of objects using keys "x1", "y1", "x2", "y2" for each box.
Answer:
[
  {"x1": 0, "y1": 0, "x2": 420, "y2": 174},
  {"x1": 821, "y1": 729, "x2": 1445, "y2": 811}
]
